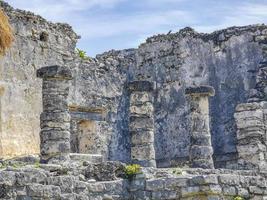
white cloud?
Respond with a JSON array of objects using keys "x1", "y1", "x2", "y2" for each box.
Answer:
[
  {"x1": 194, "y1": 2, "x2": 267, "y2": 33},
  {"x1": 75, "y1": 10, "x2": 194, "y2": 39},
  {"x1": 7, "y1": 0, "x2": 125, "y2": 21}
]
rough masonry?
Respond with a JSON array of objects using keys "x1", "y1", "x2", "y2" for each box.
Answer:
[
  {"x1": 37, "y1": 65, "x2": 73, "y2": 163},
  {"x1": 129, "y1": 81, "x2": 156, "y2": 167},
  {"x1": 185, "y1": 85, "x2": 215, "y2": 169}
]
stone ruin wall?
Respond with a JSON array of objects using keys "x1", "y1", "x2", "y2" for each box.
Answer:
[
  {"x1": 0, "y1": 1, "x2": 78, "y2": 158},
  {"x1": 1, "y1": 1, "x2": 267, "y2": 168}
]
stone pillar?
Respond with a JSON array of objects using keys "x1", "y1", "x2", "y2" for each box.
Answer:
[
  {"x1": 185, "y1": 85, "x2": 215, "y2": 169},
  {"x1": 234, "y1": 102, "x2": 267, "y2": 170},
  {"x1": 128, "y1": 81, "x2": 156, "y2": 167},
  {"x1": 37, "y1": 65, "x2": 72, "y2": 163}
]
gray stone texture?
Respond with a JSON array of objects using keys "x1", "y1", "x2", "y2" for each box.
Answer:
[
  {"x1": 0, "y1": 160, "x2": 266, "y2": 200},
  {"x1": 234, "y1": 102, "x2": 267, "y2": 171},
  {"x1": 1, "y1": 1, "x2": 267, "y2": 168},
  {"x1": 129, "y1": 81, "x2": 156, "y2": 167},
  {"x1": 186, "y1": 85, "x2": 215, "y2": 169},
  {"x1": 37, "y1": 65, "x2": 72, "y2": 163}
]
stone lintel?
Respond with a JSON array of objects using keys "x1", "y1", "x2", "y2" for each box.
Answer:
[
  {"x1": 185, "y1": 85, "x2": 215, "y2": 97},
  {"x1": 128, "y1": 81, "x2": 155, "y2": 92},
  {"x1": 37, "y1": 65, "x2": 72, "y2": 80}
]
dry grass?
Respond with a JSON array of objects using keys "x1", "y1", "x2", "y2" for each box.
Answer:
[{"x1": 0, "y1": 9, "x2": 14, "y2": 56}]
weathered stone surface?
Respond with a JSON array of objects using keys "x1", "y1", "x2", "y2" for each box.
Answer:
[
  {"x1": 129, "y1": 81, "x2": 156, "y2": 167},
  {"x1": 234, "y1": 101, "x2": 267, "y2": 170},
  {"x1": 186, "y1": 86, "x2": 215, "y2": 169},
  {"x1": 38, "y1": 65, "x2": 72, "y2": 163},
  {"x1": 84, "y1": 161, "x2": 125, "y2": 181},
  {"x1": 1, "y1": 1, "x2": 267, "y2": 170}
]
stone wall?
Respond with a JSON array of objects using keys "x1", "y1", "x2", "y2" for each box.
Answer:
[
  {"x1": 71, "y1": 25, "x2": 267, "y2": 167},
  {"x1": 0, "y1": 161, "x2": 266, "y2": 200},
  {"x1": 1, "y1": 1, "x2": 267, "y2": 168},
  {"x1": 0, "y1": 2, "x2": 78, "y2": 158}
]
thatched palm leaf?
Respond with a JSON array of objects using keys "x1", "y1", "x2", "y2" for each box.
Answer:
[{"x1": 0, "y1": 9, "x2": 13, "y2": 56}]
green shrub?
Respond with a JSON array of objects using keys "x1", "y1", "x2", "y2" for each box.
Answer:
[
  {"x1": 233, "y1": 196, "x2": 244, "y2": 200},
  {"x1": 172, "y1": 168, "x2": 183, "y2": 175},
  {"x1": 76, "y1": 48, "x2": 89, "y2": 60},
  {"x1": 124, "y1": 164, "x2": 142, "y2": 179}
]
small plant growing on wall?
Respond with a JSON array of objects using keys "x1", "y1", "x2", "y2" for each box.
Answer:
[
  {"x1": 124, "y1": 164, "x2": 142, "y2": 179},
  {"x1": 233, "y1": 196, "x2": 244, "y2": 200},
  {"x1": 172, "y1": 168, "x2": 183, "y2": 175},
  {"x1": 76, "y1": 48, "x2": 90, "y2": 60}
]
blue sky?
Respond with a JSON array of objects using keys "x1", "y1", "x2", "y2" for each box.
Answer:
[{"x1": 7, "y1": 0, "x2": 267, "y2": 57}]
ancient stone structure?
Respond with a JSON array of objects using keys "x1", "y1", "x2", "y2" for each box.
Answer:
[
  {"x1": 0, "y1": 1, "x2": 266, "y2": 199},
  {"x1": 37, "y1": 65, "x2": 72, "y2": 163},
  {"x1": 234, "y1": 102, "x2": 267, "y2": 171},
  {"x1": 128, "y1": 81, "x2": 156, "y2": 167},
  {"x1": 2, "y1": 0, "x2": 267, "y2": 167},
  {"x1": 185, "y1": 85, "x2": 215, "y2": 169}
]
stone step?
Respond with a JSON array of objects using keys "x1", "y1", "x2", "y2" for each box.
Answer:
[{"x1": 69, "y1": 153, "x2": 103, "y2": 163}]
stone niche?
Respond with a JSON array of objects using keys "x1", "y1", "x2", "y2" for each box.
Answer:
[
  {"x1": 69, "y1": 105, "x2": 108, "y2": 156},
  {"x1": 77, "y1": 119, "x2": 97, "y2": 154}
]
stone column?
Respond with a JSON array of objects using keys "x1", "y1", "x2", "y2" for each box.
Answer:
[
  {"x1": 185, "y1": 85, "x2": 215, "y2": 169},
  {"x1": 128, "y1": 81, "x2": 156, "y2": 167},
  {"x1": 37, "y1": 65, "x2": 72, "y2": 163},
  {"x1": 234, "y1": 102, "x2": 267, "y2": 170}
]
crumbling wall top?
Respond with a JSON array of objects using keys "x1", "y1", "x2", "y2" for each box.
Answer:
[
  {"x1": 37, "y1": 65, "x2": 72, "y2": 80},
  {"x1": 185, "y1": 85, "x2": 215, "y2": 97}
]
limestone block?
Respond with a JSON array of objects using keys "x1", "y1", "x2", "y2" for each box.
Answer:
[
  {"x1": 40, "y1": 121, "x2": 70, "y2": 131},
  {"x1": 191, "y1": 159, "x2": 214, "y2": 169},
  {"x1": 191, "y1": 117, "x2": 209, "y2": 132},
  {"x1": 190, "y1": 175, "x2": 218, "y2": 185},
  {"x1": 180, "y1": 186, "x2": 200, "y2": 197},
  {"x1": 237, "y1": 143, "x2": 266, "y2": 158},
  {"x1": 129, "y1": 116, "x2": 154, "y2": 131},
  {"x1": 235, "y1": 102, "x2": 263, "y2": 112},
  {"x1": 164, "y1": 177, "x2": 188, "y2": 188},
  {"x1": 130, "y1": 92, "x2": 153, "y2": 105},
  {"x1": 234, "y1": 110, "x2": 263, "y2": 120},
  {"x1": 37, "y1": 65, "x2": 72, "y2": 80},
  {"x1": 40, "y1": 130, "x2": 70, "y2": 141},
  {"x1": 218, "y1": 175, "x2": 240, "y2": 185},
  {"x1": 151, "y1": 190, "x2": 178, "y2": 200},
  {"x1": 41, "y1": 139, "x2": 70, "y2": 155},
  {"x1": 190, "y1": 146, "x2": 213, "y2": 160},
  {"x1": 40, "y1": 112, "x2": 71, "y2": 122},
  {"x1": 128, "y1": 81, "x2": 155, "y2": 92},
  {"x1": 130, "y1": 103, "x2": 153, "y2": 117},
  {"x1": 222, "y1": 186, "x2": 237, "y2": 195},
  {"x1": 131, "y1": 144, "x2": 155, "y2": 160},
  {"x1": 145, "y1": 179, "x2": 165, "y2": 191},
  {"x1": 131, "y1": 131, "x2": 154, "y2": 145},
  {"x1": 191, "y1": 133, "x2": 212, "y2": 146}
]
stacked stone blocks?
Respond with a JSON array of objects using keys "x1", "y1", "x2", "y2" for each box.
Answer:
[
  {"x1": 234, "y1": 102, "x2": 267, "y2": 170},
  {"x1": 185, "y1": 85, "x2": 215, "y2": 169},
  {"x1": 128, "y1": 81, "x2": 156, "y2": 167},
  {"x1": 37, "y1": 65, "x2": 73, "y2": 163}
]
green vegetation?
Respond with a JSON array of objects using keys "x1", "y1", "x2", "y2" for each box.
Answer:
[
  {"x1": 34, "y1": 161, "x2": 40, "y2": 168},
  {"x1": 233, "y1": 196, "x2": 244, "y2": 200},
  {"x1": 124, "y1": 164, "x2": 142, "y2": 179},
  {"x1": 171, "y1": 168, "x2": 183, "y2": 175},
  {"x1": 76, "y1": 48, "x2": 90, "y2": 60},
  {"x1": 0, "y1": 161, "x2": 26, "y2": 169}
]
